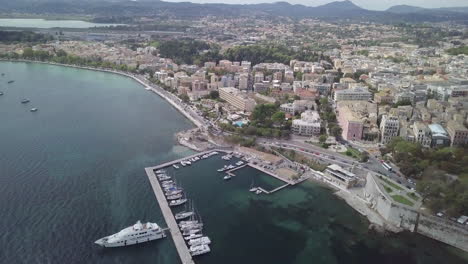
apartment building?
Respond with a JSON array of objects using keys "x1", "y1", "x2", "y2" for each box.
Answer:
[{"x1": 219, "y1": 87, "x2": 257, "y2": 112}]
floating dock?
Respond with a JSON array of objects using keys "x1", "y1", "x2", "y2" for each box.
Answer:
[
  {"x1": 152, "y1": 149, "x2": 230, "y2": 171},
  {"x1": 227, "y1": 163, "x2": 292, "y2": 194},
  {"x1": 145, "y1": 167, "x2": 195, "y2": 264}
]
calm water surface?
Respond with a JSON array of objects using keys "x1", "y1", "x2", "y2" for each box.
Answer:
[
  {"x1": 0, "y1": 18, "x2": 122, "y2": 28},
  {"x1": 1, "y1": 61, "x2": 467, "y2": 264}
]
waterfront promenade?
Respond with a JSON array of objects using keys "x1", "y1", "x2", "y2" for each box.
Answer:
[{"x1": 145, "y1": 167, "x2": 195, "y2": 264}]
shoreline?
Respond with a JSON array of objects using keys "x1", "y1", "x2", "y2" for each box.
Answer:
[{"x1": 0, "y1": 59, "x2": 204, "y2": 129}]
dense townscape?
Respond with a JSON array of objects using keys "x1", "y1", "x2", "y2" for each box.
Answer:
[{"x1": 1, "y1": 0, "x2": 468, "y2": 259}]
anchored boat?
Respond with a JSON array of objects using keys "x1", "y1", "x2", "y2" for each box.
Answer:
[{"x1": 94, "y1": 221, "x2": 166, "y2": 247}]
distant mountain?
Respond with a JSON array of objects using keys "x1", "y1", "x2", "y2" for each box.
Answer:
[
  {"x1": 0, "y1": 0, "x2": 467, "y2": 24},
  {"x1": 387, "y1": 4, "x2": 468, "y2": 15},
  {"x1": 386, "y1": 5, "x2": 427, "y2": 14}
]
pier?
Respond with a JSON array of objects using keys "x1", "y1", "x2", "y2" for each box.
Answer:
[
  {"x1": 248, "y1": 163, "x2": 295, "y2": 185},
  {"x1": 227, "y1": 163, "x2": 292, "y2": 194},
  {"x1": 151, "y1": 149, "x2": 229, "y2": 170},
  {"x1": 145, "y1": 167, "x2": 195, "y2": 264}
]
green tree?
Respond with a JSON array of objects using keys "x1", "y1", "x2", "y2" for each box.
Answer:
[
  {"x1": 319, "y1": 134, "x2": 327, "y2": 144},
  {"x1": 179, "y1": 94, "x2": 190, "y2": 103},
  {"x1": 209, "y1": 90, "x2": 219, "y2": 99},
  {"x1": 22, "y1": 47, "x2": 34, "y2": 58},
  {"x1": 272, "y1": 111, "x2": 285, "y2": 123}
]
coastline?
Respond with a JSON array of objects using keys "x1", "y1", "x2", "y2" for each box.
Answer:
[
  {"x1": 3, "y1": 59, "x2": 467, "y2": 254},
  {"x1": 0, "y1": 59, "x2": 204, "y2": 129}
]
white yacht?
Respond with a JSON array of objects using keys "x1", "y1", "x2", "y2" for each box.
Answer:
[
  {"x1": 95, "y1": 221, "x2": 166, "y2": 248},
  {"x1": 223, "y1": 175, "x2": 232, "y2": 180},
  {"x1": 169, "y1": 198, "x2": 187, "y2": 207},
  {"x1": 184, "y1": 233, "x2": 203, "y2": 240},
  {"x1": 173, "y1": 164, "x2": 179, "y2": 169},
  {"x1": 167, "y1": 193, "x2": 183, "y2": 200},
  {"x1": 175, "y1": 211, "x2": 194, "y2": 220},
  {"x1": 190, "y1": 244, "x2": 211, "y2": 256},
  {"x1": 188, "y1": 236, "x2": 211, "y2": 246},
  {"x1": 165, "y1": 189, "x2": 183, "y2": 196},
  {"x1": 155, "y1": 170, "x2": 165, "y2": 174}
]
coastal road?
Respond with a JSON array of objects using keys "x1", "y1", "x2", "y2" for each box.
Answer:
[{"x1": 260, "y1": 140, "x2": 415, "y2": 189}]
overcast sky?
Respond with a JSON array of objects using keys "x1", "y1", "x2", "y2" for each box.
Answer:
[{"x1": 162, "y1": 0, "x2": 468, "y2": 11}]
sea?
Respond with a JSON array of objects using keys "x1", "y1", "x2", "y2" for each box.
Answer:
[
  {"x1": 0, "y1": 61, "x2": 467, "y2": 264},
  {"x1": 0, "y1": 18, "x2": 122, "y2": 29}
]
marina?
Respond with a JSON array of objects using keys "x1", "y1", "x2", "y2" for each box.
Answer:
[
  {"x1": 143, "y1": 148, "x2": 309, "y2": 262},
  {"x1": 145, "y1": 167, "x2": 195, "y2": 264}
]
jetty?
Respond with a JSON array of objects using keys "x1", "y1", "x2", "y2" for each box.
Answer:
[
  {"x1": 145, "y1": 167, "x2": 195, "y2": 264},
  {"x1": 227, "y1": 163, "x2": 293, "y2": 194},
  {"x1": 152, "y1": 149, "x2": 229, "y2": 171}
]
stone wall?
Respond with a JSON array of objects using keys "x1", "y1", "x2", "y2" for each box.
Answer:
[
  {"x1": 417, "y1": 214, "x2": 468, "y2": 252},
  {"x1": 364, "y1": 173, "x2": 418, "y2": 231},
  {"x1": 364, "y1": 173, "x2": 468, "y2": 252}
]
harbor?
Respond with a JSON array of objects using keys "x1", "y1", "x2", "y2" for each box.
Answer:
[
  {"x1": 145, "y1": 167, "x2": 195, "y2": 264},
  {"x1": 143, "y1": 147, "x2": 313, "y2": 263}
]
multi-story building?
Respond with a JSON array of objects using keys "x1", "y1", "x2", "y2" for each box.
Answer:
[
  {"x1": 374, "y1": 89, "x2": 394, "y2": 104},
  {"x1": 334, "y1": 86, "x2": 372, "y2": 101},
  {"x1": 412, "y1": 122, "x2": 432, "y2": 148},
  {"x1": 291, "y1": 110, "x2": 321, "y2": 136},
  {"x1": 239, "y1": 73, "x2": 249, "y2": 90},
  {"x1": 254, "y1": 72, "x2": 264, "y2": 83},
  {"x1": 380, "y1": 115, "x2": 399, "y2": 144},
  {"x1": 253, "y1": 82, "x2": 270, "y2": 93},
  {"x1": 337, "y1": 101, "x2": 378, "y2": 141},
  {"x1": 428, "y1": 124, "x2": 450, "y2": 148},
  {"x1": 219, "y1": 87, "x2": 257, "y2": 112},
  {"x1": 446, "y1": 120, "x2": 468, "y2": 147},
  {"x1": 324, "y1": 164, "x2": 358, "y2": 189},
  {"x1": 280, "y1": 100, "x2": 316, "y2": 115}
]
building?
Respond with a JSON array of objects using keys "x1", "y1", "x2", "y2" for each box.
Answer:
[
  {"x1": 280, "y1": 100, "x2": 315, "y2": 115},
  {"x1": 254, "y1": 72, "x2": 264, "y2": 83},
  {"x1": 412, "y1": 122, "x2": 432, "y2": 148},
  {"x1": 428, "y1": 124, "x2": 450, "y2": 148},
  {"x1": 292, "y1": 110, "x2": 321, "y2": 136},
  {"x1": 374, "y1": 89, "x2": 394, "y2": 104},
  {"x1": 253, "y1": 82, "x2": 270, "y2": 93},
  {"x1": 446, "y1": 120, "x2": 468, "y2": 147},
  {"x1": 324, "y1": 164, "x2": 358, "y2": 189},
  {"x1": 337, "y1": 101, "x2": 378, "y2": 141},
  {"x1": 334, "y1": 87, "x2": 372, "y2": 101},
  {"x1": 219, "y1": 87, "x2": 257, "y2": 112},
  {"x1": 380, "y1": 115, "x2": 399, "y2": 144},
  {"x1": 238, "y1": 73, "x2": 249, "y2": 90}
]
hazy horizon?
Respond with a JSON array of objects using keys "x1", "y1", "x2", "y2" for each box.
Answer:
[{"x1": 160, "y1": 0, "x2": 468, "y2": 11}]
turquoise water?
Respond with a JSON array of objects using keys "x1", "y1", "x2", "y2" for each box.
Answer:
[
  {"x1": 1, "y1": 61, "x2": 467, "y2": 264},
  {"x1": 0, "y1": 18, "x2": 122, "y2": 28},
  {"x1": 163, "y1": 157, "x2": 468, "y2": 264}
]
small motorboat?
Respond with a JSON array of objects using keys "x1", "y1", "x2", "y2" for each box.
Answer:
[
  {"x1": 21, "y1": 99, "x2": 30, "y2": 104},
  {"x1": 223, "y1": 175, "x2": 232, "y2": 180},
  {"x1": 30, "y1": 108, "x2": 38, "y2": 112}
]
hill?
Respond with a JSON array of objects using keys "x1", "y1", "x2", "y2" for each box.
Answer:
[{"x1": 0, "y1": 0, "x2": 467, "y2": 23}]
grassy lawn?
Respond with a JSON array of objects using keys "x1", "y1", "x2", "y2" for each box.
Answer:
[
  {"x1": 380, "y1": 177, "x2": 404, "y2": 191},
  {"x1": 407, "y1": 192, "x2": 420, "y2": 201},
  {"x1": 383, "y1": 184, "x2": 393, "y2": 194},
  {"x1": 345, "y1": 147, "x2": 362, "y2": 160},
  {"x1": 391, "y1": 195, "x2": 414, "y2": 206}
]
